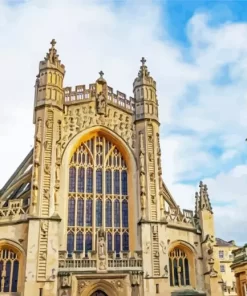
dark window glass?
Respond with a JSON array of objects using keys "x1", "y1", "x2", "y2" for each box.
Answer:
[
  {"x1": 114, "y1": 200, "x2": 120, "y2": 227},
  {"x1": 68, "y1": 199, "x2": 75, "y2": 226},
  {"x1": 69, "y1": 167, "x2": 76, "y2": 192},
  {"x1": 121, "y1": 170, "x2": 128, "y2": 195},
  {"x1": 122, "y1": 200, "x2": 128, "y2": 227},
  {"x1": 96, "y1": 199, "x2": 102, "y2": 227}
]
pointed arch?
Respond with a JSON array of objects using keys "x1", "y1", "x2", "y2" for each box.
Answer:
[
  {"x1": 80, "y1": 280, "x2": 118, "y2": 296},
  {"x1": 168, "y1": 240, "x2": 196, "y2": 288},
  {"x1": 60, "y1": 126, "x2": 138, "y2": 254},
  {"x1": 0, "y1": 239, "x2": 25, "y2": 293}
]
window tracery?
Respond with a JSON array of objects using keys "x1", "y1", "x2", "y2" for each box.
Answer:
[
  {"x1": 169, "y1": 247, "x2": 190, "y2": 287},
  {"x1": 67, "y1": 135, "x2": 129, "y2": 256},
  {"x1": 0, "y1": 248, "x2": 19, "y2": 292}
]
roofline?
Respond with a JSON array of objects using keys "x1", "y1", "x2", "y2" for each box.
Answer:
[{"x1": 0, "y1": 149, "x2": 33, "y2": 195}]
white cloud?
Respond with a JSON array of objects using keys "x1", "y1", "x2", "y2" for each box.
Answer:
[{"x1": 0, "y1": 0, "x2": 246, "y2": 244}]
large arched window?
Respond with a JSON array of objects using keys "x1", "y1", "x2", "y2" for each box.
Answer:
[
  {"x1": 169, "y1": 247, "x2": 190, "y2": 287},
  {"x1": 0, "y1": 248, "x2": 19, "y2": 292},
  {"x1": 67, "y1": 135, "x2": 129, "y2": 256}
]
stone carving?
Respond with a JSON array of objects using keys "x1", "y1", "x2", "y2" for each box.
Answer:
[
  {"x1": 139, "y1": 131, "x2": 146, "y2": 218},
  {"x1": 46, "y1": 119, "x2": 53, "y2": 129},
  {"x1": 54, "y1": 121, "x2": 61, "y2": 211},
  {"x1": 111, "y1": 279, "x2": 123, "y2": 290},
  {"x1": 40, "y1": 252, "x2": 47, "y2": 260},
  {"x1": 32, "y1": 118, "x2": 42, "y2": 207},
  {"x1": 163, "y1": 265, "x2": 169, "y2": 277},
  {"x1": 160, "y1": 194, "x2": 164, "y2": 210},
  {"x1": 62, "y1": 105, "x2": 134, "y2": 149},
  {"x1": 44, "y1": 164, "x2": 51, "y2": 175},
  {"x1": 40, "y1": 220, "x2": 49, "y2": 235},
  {"x1": 144, "y1": 242, "x2": 151, "y2": 254},
  {"x1": 151, "y1": 195, "x2": 155, "y2": 204},
  {"x1": 156, "y1": 133, "x2": 161, "y2": 155},
  {"x1": 78, "y1": 281, "x2": 90, "y2": 293},
  {"x1": 44, "y1": 140, "x2": 52, "y2": 151},
  {"x1": 96, "y1": 92, "x2": 107, "y2": 115},
  {"x1": 98, "y1": 229, "x2": 106, "y2": 259},
  {"x1": 60, "y1": 273, "x2": 72, "y2": 288},
  {"x1": 150, "y1": 173, "x2": 154, "y2": 182},
  {"x1": 130, "y1": 271, "x2": 142, "y2": 286},
  {"x1": 160, "y1": 241, "x2": 166, "y2": 254},
  {"x1": 97, "y1": 228, "x2": 107, "y2": 271},
  {"x1": 32, "y1": 165, "x2": 39, "y2": 206},
  {"x1": 44, "y1": 189, "x2": 50, "y2": 200}
]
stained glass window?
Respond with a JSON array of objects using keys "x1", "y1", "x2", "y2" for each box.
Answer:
[
  {"x1": 96, "y1": 169, "x2": 102, "y2": 193},
  {"x1": 106, "y1": 170, "x2": 112, "y2": 194},
  {"x1": 169, "y1": 248, "x2": 190, "y2": 287},
  {"x1": 114, "y1": 200, "x2": 120, "y2": 227},
  {"x1": 121, "y1": 171, "x2": 128, "y2": 195},
  {"x1": 96, "y1": 199, "x2": 102, "y2": 227},
  {"x1": 114, "y1": 170, "x2": 120, "y2": 194},
  {"x1": 67, "y1": 232, "x2": 74, "y2": 255},
  {"x1": 78, "y1": 167, "x2": 85, "y2": 192},
  {"x1": 122, "y1": 200, "x2": 128, "y2": 227},
  {"x1": 86, "y1": 168, "x2": 93, "y2": 193},
  {"x1": 122, "y1": 232, "x2": 129, "y2": 251},
  {"x1": 0, "y1": 249, "x2": 19, "y2": 293},
  {"x1": 107, "y1": 232, "x2": 112, "y2": 251},
  {"x1": 114, "y1": 232, "x2": 121, "y2": 254},
  {"x1": 69, "y1": 167, "x2": 76, "y2": 192},
  {"x1": 68, "y1": 199, "x2": 75, "y2": 226},
  {"x1": 85, "y1": 232, "x2": 92, "y2": 254},
  {"x1": 76, "y1": 232, "x2": 83, "y2": 251},
  {"x1": 86, "y1": 199, "x2": 92, "y2": 226},
  {"x1": 67, "y1": 135, "x2": 129, "y2": 255},
  {"x1": 105, "y1": 199, "x2": 112, "y2": 227}
]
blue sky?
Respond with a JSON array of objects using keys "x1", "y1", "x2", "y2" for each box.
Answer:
[{"x1": 0, "y1": 0, "x2": 247, "y2": 244}]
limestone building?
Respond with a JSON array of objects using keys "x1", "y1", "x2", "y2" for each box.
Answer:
[
  {"x1": 230, "y1": 245, "x2": 247, "y2": 296},
  {"x1": 0, "y1": 40, "x2": 227, "y2": 296},
  {"x1": 215, "y1": 238, "x2": 238, "y2": 296}
]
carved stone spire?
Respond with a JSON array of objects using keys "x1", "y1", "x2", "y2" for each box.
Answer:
[
  {"x1": 198, "y1": 181, "x2": 213, "y2": 213},
  {"x1": 194, "y1": 191, "x2": 199, "y2": 218},
  {"x1": 138, "y1": 57, "x2": 150, "y2": 78},
  {"x1": 39, "y1": 39, "x2": 65, "y2": 74},
  {"x1": 133, "y1": 57, "x2": 155, "y2": 90}
]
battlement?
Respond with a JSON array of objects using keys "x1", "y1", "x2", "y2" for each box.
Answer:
[{"x1": 64, "y1": 84, "x2": 136, "y2": 112}]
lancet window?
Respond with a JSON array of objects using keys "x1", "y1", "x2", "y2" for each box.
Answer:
[
  {"x1": 67, "y1": 135, "x2": 129, "y2": 256},
  {"x1": 169, "y1": 247, "x2": 190, "y2": 287},
  {"x1": 0, "y1": 248, "x2": 19, "y2": 292}
]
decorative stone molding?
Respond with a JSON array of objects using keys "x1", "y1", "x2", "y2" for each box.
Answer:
[{"x1": 61, "y1": 105, "x2": 134, "y2": 150}]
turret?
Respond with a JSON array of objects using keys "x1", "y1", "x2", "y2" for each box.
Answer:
[
  {"x1": 31, "y1": 39, "x2": 65, "y2": 217},
  {"x1": 133, "y1": 57, "x2": 158, "y2": 122},
  {"x1": 134, "y1": 58, "x2": 163, "y2": 278},
  {"x1": 33, "y1": 39, "x2": 65, "y2": 122},
  {"x1": 195, "y1": 181, "x2": 224, "y2": 296}
]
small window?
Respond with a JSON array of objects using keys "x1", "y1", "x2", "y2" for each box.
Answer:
[
  {"x1": 219, "y1": 250, "x2": 224, "y2": 259},
  {"x1": 156, "y1": 284, "x2": 159, "y2": 294},
  {"x1": 220, "y1": 264, "x2": 225, "y2": 272}
]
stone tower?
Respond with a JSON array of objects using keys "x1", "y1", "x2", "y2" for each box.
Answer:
[
  {"x1": 24, "y1": 40, "x2": 65, "y2": 295},
  {"x1": 195, "y1": 181, "x2": 224, "y2": 296},
  {"x1": 133, "y1": 58, "x2": 163, "y2": 279}
]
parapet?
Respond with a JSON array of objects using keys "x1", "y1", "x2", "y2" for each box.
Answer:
[{"x1": 64, "y1": 84, "x2": 136, "y2": 112}]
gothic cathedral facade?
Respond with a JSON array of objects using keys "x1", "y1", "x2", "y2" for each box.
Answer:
[{"x1": 0, "y1": 40, "x2": 225, "y2": 296}]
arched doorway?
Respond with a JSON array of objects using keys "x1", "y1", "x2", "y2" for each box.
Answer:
[{"x1": 91, "y1": 291, "x2": 108, "y2": 296}]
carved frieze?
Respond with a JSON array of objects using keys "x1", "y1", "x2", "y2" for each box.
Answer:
[
  {"x1": 143, "y1": 242, "x2": 150, "y2": 254},
  {"x1": 61, "y1": 105, "x2": 134, "y2": 149},
  {"x1": 160, "y1": 241, "x2": 166, "y2": 254}
]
